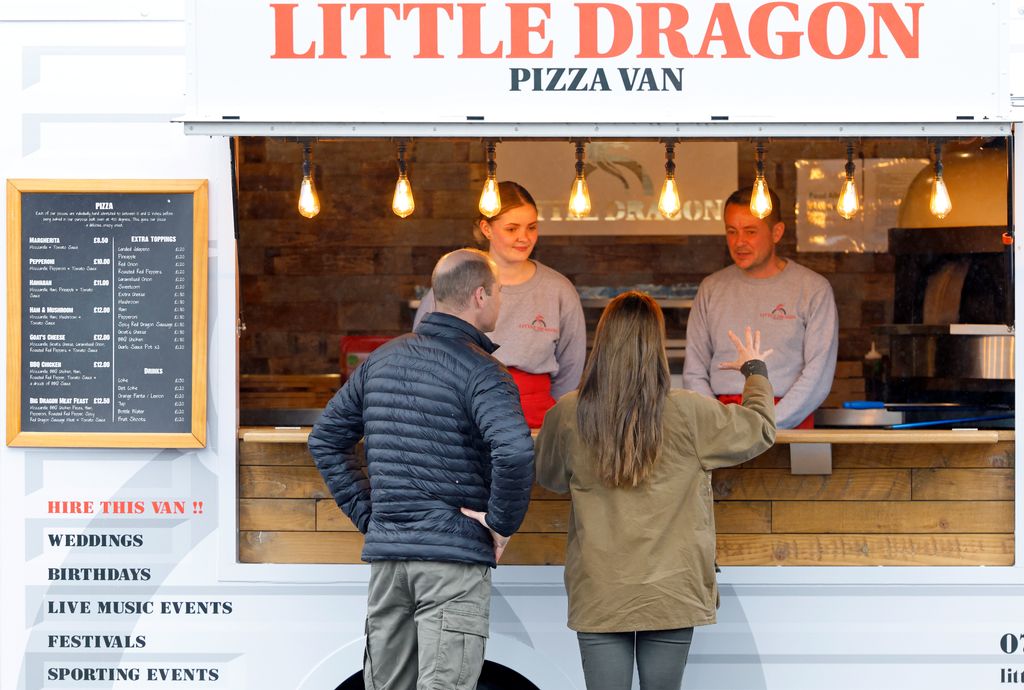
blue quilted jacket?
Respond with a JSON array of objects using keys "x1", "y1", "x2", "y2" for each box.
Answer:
[{"x1": 308, "y1": 312, "x2": 535, "y2": 567}]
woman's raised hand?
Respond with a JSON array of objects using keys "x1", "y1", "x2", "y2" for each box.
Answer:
[{"x1": 719, "y1": 326, "x2": 773, "y2": 371}]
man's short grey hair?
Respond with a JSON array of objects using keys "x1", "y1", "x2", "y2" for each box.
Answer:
[{"x1": 432, "y1": 248, "x2": 497, "y2": 310}]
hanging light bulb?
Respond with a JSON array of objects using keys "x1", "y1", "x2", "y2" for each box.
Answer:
[
  {"x1": 658, "y1": 141, "x2": 682, "y2": 219},
  {"x1": 931, "y1": 177, "x2": 952, "y2": 220},
  {"x1": 479, "y1": 177, "x2": 500, "y2": 217},
  {"x1": 567, "y1": 141, "x2": 592, "y2": 219},
  {"x1": 391, "y1": 141, "x2": 415, "y2": 218},
  {"x1": 392, "y1": 174, "x2": 414, "y2": 218},
  {"x1": 750, "y1": 143, "x2": 772, "y2": 220},
  {"x1": 478, "y1": 141, "x2": 501, "y2": 218},
  {"x1": 836, "y1": 143, "x2": 860, "y2": 220},
  {"x1": 297, "y1": 143, "x2": 320, "y2": 219},
  {"x1": 929, "y1": 142, "x2": 953, "y2": 219},
  {"x1": 568, "y1": 176, "x2": 591, "y2": 218}
]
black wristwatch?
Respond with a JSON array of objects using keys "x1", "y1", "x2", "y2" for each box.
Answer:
[{"x1": 740, "y1": 359, "x2": 768, "y2": 378}]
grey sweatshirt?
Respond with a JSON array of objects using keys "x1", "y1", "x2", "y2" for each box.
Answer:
[
  {"x1": 415, "y1": 261, "x2": 587, "y2": 399},
  {"x1": 683, "y1": 261, "x2": 838, "y2": 429}
]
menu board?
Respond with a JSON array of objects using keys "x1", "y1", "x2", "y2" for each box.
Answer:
[{"x1": 6, "y1": 180, "x2": 208, "y2": 448}]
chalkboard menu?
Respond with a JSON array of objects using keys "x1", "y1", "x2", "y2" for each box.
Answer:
[{"x1": 7, "y1": 180, "x2": 208, "y2": 448}]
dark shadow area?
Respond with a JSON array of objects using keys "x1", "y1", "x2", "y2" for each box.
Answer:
[{"x1": 335, "y1": 660, "x2": 541, "y2": 690}]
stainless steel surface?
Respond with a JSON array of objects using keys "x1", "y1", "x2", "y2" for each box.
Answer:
[
  {"x1": 888, "y1": 332, "x2": 1014, "y2": 379},
  {"x1": 875, "y1": 323, "x2": 1013, "y2": 336},
  {"x1": 815, "y1": 408, "x2": 905, "y2": 427}
]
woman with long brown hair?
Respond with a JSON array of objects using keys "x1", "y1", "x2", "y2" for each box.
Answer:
[{"x1": 535, "y1": 291, "x2": 777, "y2": 690}]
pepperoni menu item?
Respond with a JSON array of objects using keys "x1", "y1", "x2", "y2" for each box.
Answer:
[{"x1": 7, "y1": 180, "x2": 208, "y2": 448}]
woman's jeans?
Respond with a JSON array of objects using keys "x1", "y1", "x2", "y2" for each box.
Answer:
[{"x1": 576, "y1": 627, "x2": 694, "y2": 690}]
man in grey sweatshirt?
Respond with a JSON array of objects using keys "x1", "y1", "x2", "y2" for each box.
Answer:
[{"x1": 683, "y1": 188, "x2": 838, "y2": 429}]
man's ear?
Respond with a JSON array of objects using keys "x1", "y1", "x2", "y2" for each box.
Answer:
[
  {"x1": 472, "y1": 285, "x2": 487, "y2": 307},
  {"x1": 771, "y1": 221, "x2": 785, "y2": 244}
]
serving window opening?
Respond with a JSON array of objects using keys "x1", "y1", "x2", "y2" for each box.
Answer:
[{"x1": 234, "y1": 134, "x2": 1014, "y2": 568}]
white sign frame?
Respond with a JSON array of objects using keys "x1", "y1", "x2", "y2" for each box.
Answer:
[{"x1": 185, "y1": 0, "x2": 1010, "y2": 128}]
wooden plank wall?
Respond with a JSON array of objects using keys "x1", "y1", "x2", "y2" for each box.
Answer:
[
  {"x1": 239, "y1": 440, "x2": 1014, "y2": 566},
  {"x1": 240, "y1": 374, "x2": 341, "y2": 410},
  {"x1": 236, "y1": 138, "x2": 925, "y2": 383}
]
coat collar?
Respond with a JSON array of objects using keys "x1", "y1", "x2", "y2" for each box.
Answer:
[{"x1": 415, "y1": 311, "x2": 499, "y2": 354}]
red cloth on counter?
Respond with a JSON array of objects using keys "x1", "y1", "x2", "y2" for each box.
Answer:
[
  {"x1": 507, "y1": 367, "x2": 556, "y2": 429},
  {"x1": 716, "y1": 394, "x2": 814, "y2": 429}
]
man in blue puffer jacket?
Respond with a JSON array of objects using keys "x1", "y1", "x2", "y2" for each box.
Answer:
[{"x1": 309, "y1": 248, "x2": 535, "y2": 690}]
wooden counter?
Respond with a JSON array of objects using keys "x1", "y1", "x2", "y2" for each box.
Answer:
[
  {"x1": 237, "y1": 426, "x2": 1015, "y2": 567},
  {"x1": 238, "y1": 426, "x2": 1014, "y2": 444}
]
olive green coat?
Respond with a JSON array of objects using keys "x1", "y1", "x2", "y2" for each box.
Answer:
[{"x1": 534, "y1": 375, "x2": 776, "y2": 633}]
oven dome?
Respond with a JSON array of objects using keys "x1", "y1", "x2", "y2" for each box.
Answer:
[{"x1": 897, "y1": 140, "x2": 1007, "y2": 228}]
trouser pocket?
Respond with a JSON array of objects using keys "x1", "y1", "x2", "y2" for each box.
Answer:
[{"x1": 431, "y1": 607, "x2": 489, "y2": 690}]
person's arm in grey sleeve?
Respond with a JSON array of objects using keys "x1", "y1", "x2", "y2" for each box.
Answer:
[
  {"x1": 682, "y1": 284, "x2": 717, "y2": 398},
  {"x1": 307, "y1": 366, "x2": 372, "y2": 533},
  {"x1": 467, "y1": 364, "x2": 535, "y2": 538},
  {"x1": 773, "y1": 283, "x2": 839, "y2": 428},
  {"x1": 550, "y1": 289, "x2": 586, "y2": 399},
  {"x1": 412, "y1": 289, "x2": 435, "y2": 329}
]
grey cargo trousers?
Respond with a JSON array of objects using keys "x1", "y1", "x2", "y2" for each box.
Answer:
[{"x1": 364, "y1": 561, "x2": 491, "y2": 690}]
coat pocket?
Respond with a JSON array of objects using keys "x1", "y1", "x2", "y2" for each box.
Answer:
[{"x1": 431, "y1": 608, "x2": 489, "y2": 690}]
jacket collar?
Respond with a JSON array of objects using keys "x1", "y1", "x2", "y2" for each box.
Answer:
[{"x1": 415, "y1": 311, "x2": 499, "y2": 354}]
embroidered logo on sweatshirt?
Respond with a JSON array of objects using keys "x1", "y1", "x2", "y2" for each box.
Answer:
[
  {"x1": 519, "y1": 313, "x2": 558, "y2": 333},
  {"x1": 760, "y1": 303, "x2": 797, "y2": 321}
]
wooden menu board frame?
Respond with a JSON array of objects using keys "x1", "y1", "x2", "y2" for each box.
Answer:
[{"x1": 6, "y1": 179, "x2": 208, "y2": 448}]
